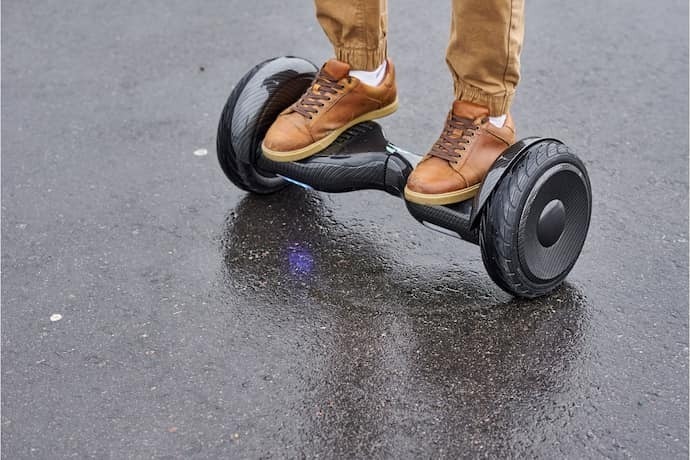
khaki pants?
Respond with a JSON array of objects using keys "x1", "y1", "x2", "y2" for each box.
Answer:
[{"x1": 315, "y1": 0, "x2": 524, "y2": 115}]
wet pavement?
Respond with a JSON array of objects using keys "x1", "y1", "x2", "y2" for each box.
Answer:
[{"x1": 2, "y1": 0, "x2": 688, "y2": 458}]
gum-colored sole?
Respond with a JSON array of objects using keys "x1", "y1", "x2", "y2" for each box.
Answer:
[
  {"x1": 261, "y1": 98, "x2": 399, "y2": 162},
  {"x1": 403, "y1": 183, "x2": 481, "y2": 206}
]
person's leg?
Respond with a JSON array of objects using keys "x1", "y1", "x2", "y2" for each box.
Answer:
[
  {"x1": 262, "y1": 0, "x2": 397, "y2": 162},
  {"x1": 315, "y1": 0, "x2": 387, "y2": 71},
  {"x1": 405, "y1": 0, "x2": 524, "y2": 205},
  {"x1": 447, "y1": 0, "x2": 524, "y2": 116}
]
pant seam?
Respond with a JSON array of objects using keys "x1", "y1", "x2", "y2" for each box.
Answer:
[
  {"x1": 501, "y1": 0, "x2": 514, "y2": 99},
  {"x1": 357, "y1": 0, "x2": 365, "y2": 49}
]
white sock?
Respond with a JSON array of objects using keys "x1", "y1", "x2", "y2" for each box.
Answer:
[
  {"x1": 349, "y1": 61, "x2": 387, "y2": 86},
  {"x1": 489, "y1": 114, "x2": 507, "y2": 128}
]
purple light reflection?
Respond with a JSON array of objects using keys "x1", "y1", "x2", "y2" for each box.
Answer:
[{"x1": 287, "y1": 243, "x2": 315, "y2": 276}]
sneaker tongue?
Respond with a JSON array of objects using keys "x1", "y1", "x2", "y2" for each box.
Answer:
[
  {"x1": 322, "y1": 59, "x2": 351, "y2": 80},
  {"x1": 452, "y1": 100, "x2": 490, "y2": 121}
]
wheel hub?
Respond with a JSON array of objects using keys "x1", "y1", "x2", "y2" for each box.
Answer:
[
  {"x1": 537, "y1": 199, "x2": 566, "y2": 247},
  {"x1": 519, "y1": 163, "x2": 591, "y2": 282}
]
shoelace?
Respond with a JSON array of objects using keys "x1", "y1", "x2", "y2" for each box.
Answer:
[
  {"x1": 292, "y1": 71, "x2": 349, "y2": 119},
  {"x1": 429, "y1": 115, "x2": 488, "y2": 163}
]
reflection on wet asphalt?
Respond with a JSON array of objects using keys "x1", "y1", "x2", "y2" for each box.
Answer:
[{"x1": 218, "y1": 188, "x2": 588, "y2": 457}]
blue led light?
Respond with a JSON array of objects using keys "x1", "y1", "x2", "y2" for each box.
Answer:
[{"x1": 278, "y1": 175, "x2": 313, "y2": 190}]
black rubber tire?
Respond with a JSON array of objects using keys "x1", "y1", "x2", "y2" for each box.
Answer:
[
  {"x1": 479, "y1": 141, "x2": 592, "y2": 298},
  {"x1": 216, "y1": 57, "x2": 316, "y2": 194}
]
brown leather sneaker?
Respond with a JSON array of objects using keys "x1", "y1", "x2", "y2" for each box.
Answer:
[
  {"x1": 261, "y1": 58, "x2": 398, "y2": 162},
  {"x1": 404, "y1": 101, "x2": 515, "y2": 205}
]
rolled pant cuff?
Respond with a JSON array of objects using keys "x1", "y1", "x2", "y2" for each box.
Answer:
[
  {"x1": 454, "y1": 80, "x2": 514, "y2": 116},
  {"x1": 334, "y1": 44, "x2": 387, "y2": 71}
]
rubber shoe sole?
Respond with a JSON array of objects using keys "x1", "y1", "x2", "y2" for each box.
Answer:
[
  {"x1": 261, "y1": 98, "x2": 399, "y2": 162},
  {"x1": 403, "y1": 183, "x2": 481, "y2": 206}
]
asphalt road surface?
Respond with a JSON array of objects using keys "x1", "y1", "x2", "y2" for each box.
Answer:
[{"x1": 2, "y1": 1, "x2": 688, "y2": 458}]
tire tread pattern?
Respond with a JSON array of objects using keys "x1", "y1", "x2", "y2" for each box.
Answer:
[
  {"x1": 480, "y1": 141, "x2": 590, "y2": 298},
  {"x1": 216, "y1": 58, "x2": 316, "y2": 194}
]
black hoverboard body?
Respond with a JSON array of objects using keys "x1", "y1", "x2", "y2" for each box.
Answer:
[{"x1": 217, "y1": 56, "x2": 592, "y2": 298}]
